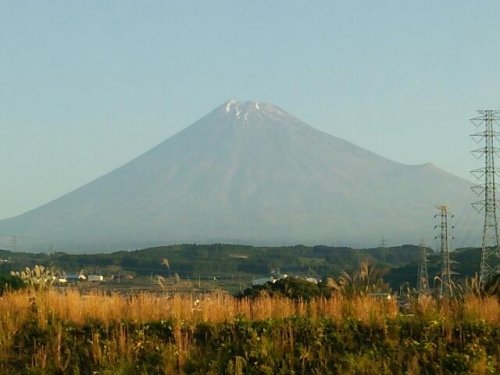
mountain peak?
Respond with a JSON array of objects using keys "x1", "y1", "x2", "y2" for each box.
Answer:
[{"x1": 0, "y1": 100, "x2": 479, "y2": 251}]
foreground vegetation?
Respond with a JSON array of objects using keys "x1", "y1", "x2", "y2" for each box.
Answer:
[
  {"x1": 0, "y1": 261, "x2": 497, "y2": 374},
  {"x1": 0, "y1": 286, "x2": 498, "y2": 375}
]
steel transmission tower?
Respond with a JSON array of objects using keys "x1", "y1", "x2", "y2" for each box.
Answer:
[
  {"x1": 471, "y1": 110, "x2": 500, "y2": 284},
  {"x1": 417, "y1": 243, "x2": 430, "y2": 296},
  {"x1": 435, "y1": 205, "x2": 453, "y2": 297}
]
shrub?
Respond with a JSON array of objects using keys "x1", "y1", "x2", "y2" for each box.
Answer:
[
  {"x1": 0, "y1": 272, "x2": 24, "y2": 294},
  {"x1": 237, "y1": 277, "x2": 329, "y2": 300}
]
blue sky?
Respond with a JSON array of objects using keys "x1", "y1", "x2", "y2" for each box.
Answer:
[{"x1": 1, "y1": 1, "x2": 499, "y2": 219}]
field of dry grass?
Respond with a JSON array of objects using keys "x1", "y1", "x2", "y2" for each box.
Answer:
[{"x1": 0, "y1": 288, "x2": 498, "y2": 374}]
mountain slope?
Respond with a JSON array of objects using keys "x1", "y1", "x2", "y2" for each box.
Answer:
[{"x1": 0, "y1": 100, "x2": 480, "y2": 251}]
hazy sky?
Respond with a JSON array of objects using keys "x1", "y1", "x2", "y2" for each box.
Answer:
[{"x1": 1, "y1": 1, "x2": 499, "y2": 220}]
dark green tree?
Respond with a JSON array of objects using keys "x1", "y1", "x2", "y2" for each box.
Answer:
[{"x1": 0, "y1": 272, "x2": 24, "y2": 295}]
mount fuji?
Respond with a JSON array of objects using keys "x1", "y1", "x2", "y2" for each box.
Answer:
[{"x1": 0, "y1": 100, "x2": 480, "y2": 252}]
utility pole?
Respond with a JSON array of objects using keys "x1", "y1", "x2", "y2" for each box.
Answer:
[
  {"x1": 435, "y1": 205, "x2": 453, "y2": 297},
  {"x1": 417, "y1": 243, "x2": 430, "y2": 296},
  {"x1": 471, "y1": 110, "x2": 500, "y2": 285},
  {"x1": 379, "y1": 237, "x2": 387, "y2": 263}
]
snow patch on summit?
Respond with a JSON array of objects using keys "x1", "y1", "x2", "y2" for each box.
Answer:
[
  {"x1": 225, "y1": 99, "x2": 237, "y2": 112},
  {"x1": 220, "y1": 100, "x2": 294, "y2": 125}
]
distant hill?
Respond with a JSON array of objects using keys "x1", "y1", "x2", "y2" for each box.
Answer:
[
  {"x1": 0, "y1": 244, "x2": 486, "y2": 289},
  {"x1": 0, "y1": 243, "x2": 419, "y2": 277},
  {"x1": 0, "y1": 100, "x2": 481, "y2": 252}
]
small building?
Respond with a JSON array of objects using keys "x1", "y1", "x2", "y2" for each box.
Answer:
[
  {"x1": 252, "y1": 277, "x2": 275, "y2": 286},
  {"x1": 252, "y1": 271, "x2": 289, "y2": 286},
  {"x1": 66, "y1": 274, "x2": 87, "y2": 283},
  {"x1": 305, "y1": 277, "x2": 319, "y2": 284},
  {"x1": 88, "y1": 275, "x2": 104, "y2": 282}
]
